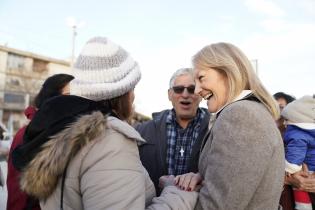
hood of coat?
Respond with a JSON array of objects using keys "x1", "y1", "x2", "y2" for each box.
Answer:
[
  {"x1": 106, "y1": 116, "x2": 145, "y2": 143},
  {"x1": 19, "y1": 111, "x2": 144, "y2": 200}
]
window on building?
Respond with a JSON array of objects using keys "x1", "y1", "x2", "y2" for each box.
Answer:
[
  {"x1": 8, "y1": 78, "x2": 20, "y2": 86},
  {"x1": 7, "y1": 53, "x2": 26, "y2": 70},
  {"x1": 33, "y1": 59, "x2": 48, "y2": 72},
  {"x1": 4, "y1": 93, "x2": 25, "y2": 104}
]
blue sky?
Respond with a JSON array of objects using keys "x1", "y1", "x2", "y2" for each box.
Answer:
[{"x1": 0, "y1": 0, "x2": 314, "y2": 115}]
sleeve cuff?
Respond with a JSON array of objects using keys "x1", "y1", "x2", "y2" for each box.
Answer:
[{"x1": 285, "y1": 160, "x2": 302, "y2": 174}]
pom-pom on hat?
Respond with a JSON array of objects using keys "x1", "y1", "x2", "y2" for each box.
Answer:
[{"x1": 70, "y1": 37, "x2": 141, "y2": 101}]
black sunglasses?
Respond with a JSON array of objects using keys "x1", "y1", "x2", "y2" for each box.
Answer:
[{"x1": 172, "y1": 85, "x2": 195, "y2": 94}]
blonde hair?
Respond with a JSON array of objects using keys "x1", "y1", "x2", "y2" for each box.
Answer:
[{"x1": 192, "y1": 42, "x2": 279, "y2": 119}]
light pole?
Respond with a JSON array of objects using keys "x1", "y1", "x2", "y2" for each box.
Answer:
[
  {"x1": 71, "y1": 25, "x2": 77, "y2": 67},
  {"x1": 66, "y1": 17, "x2": 85, "y2": 67},
  {"x1": 251, "y1": 59, "x2": 258, "y2": 75}
]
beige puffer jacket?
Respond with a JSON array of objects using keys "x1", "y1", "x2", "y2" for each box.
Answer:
[{"x1": 20, "y1": 112, "x2": 197, "y2": 210}]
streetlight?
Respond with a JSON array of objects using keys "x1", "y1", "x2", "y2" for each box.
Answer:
[
  {"x1": 251, "y1": 59, "x2": 258, "y2": 75},
  {"x1": 66, "y1": 17, "x2": 85, "y2": 67}
]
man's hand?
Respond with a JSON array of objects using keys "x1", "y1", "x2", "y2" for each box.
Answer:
[{"x1": 286, "y1": 164, "x2": 315, "y2": 192}]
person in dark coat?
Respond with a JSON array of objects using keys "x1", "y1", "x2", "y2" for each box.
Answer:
[
  {"x1": 273, "y1": 92, "x2": 296, "y2": 137},
  {"x1": 274, "y1": 92, "x2": 296, "y2": 111},
  {"x1": 136, "y1": 68, "x2": 210, "y2": 194},
  {"x1": 6, "y1": 73, "x2": 74, "y2": 210}
]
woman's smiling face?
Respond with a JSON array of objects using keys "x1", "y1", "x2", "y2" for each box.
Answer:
[{"x1": 194, "y1": 67, "x2": 229, "y2": 113}]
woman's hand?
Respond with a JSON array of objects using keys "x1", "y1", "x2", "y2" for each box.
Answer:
[
  {"x1": 286, "y1": 164, "x2": 315, "y2": 192},
  {"x1": 174, "y1": 172, "x2": 202, "y2": 191}
]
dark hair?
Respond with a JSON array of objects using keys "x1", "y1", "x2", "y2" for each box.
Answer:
[
  {"x1": 34, "y1": 74, "x2": 74, "y2": 108},
  {"x1": 273, "y1": 92, "x2": 295, "y2": 104},
  {"x1": 109, "y1": 92, "x2": 133, "y2": 122}
]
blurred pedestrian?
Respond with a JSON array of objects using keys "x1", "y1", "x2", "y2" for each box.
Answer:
[
  {"x1": 282, "y1": 95, "x2": 315, "y2": 210},
  {"x1": 274, "y1": 92, "x2": 296, "y2": 111},
  {"x1": 273, "y1": 92, "x2": 296, "y2": 136},
  {"x1": 6, "y1": 73, "x2": 74, "y2": 210}
]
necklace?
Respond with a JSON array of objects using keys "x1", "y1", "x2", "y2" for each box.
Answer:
[
  {"x1": 179, "y1": 147, "x2": 184, "y2": 157},
  {"x1": 177, "y1": 128, "x2": 187, "y2": 158},
  {"x1": 176, "y1": 120, "x2": 191, "y2": 158}
]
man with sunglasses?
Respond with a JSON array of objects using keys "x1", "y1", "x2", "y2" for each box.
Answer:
[{"x1": 136, "y1": 68, "x2": 210, "y2": 195}]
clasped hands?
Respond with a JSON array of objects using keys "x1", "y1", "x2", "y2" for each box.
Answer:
[
  {"x1": 285, "y1": 164, "x2": 315, "y2": 192},
  {"x1": 159, "y1": 172, "x2": 202, "y2": 191}
]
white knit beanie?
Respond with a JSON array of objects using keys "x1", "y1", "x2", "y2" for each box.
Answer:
[
  {"x1": 70, "y1": 37, "x2": 141, "y2": 101},
  {"x1": 281, "y1": 95, "x2": 315, "y2": 123}
]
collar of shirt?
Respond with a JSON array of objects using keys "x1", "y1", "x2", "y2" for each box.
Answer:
[
  {"x1": 207, "y1": 90, "x2": 253, "y2": 130},
  {"x1": 166, "y1": 108, "x2": 205, "y2": 129}
]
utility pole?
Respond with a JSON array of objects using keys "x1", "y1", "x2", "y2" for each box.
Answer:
[
  {"x1": 251, "y1": 59, "x2": 258, "y2": 75},
  {"x1": 71, "y1": 25, "x2": 77, "y2": 67},
  {"x1": 66, "y1": 17, "x2": 85, "y2": 67}
]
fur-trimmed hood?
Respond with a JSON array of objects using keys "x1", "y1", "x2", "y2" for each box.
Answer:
[{"x1": 19, "y1": 111, "x2": 144, "y2": 200}]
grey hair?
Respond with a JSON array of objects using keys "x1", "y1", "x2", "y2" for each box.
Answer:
[{"x1": 169, "y1": 68, "x2": 194, "y2": 88}]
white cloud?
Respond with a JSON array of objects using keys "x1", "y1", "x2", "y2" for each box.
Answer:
[
  {"x1": 241, "y1": 21, "x2": 315, "y2": 98},
  {"x1": 244, "y1": 0, "x2": 285, "y2": 17},
  {"x1": 298, "y1": 0, "x2": 315, "y2": 16},
  {"x1": 134, "y1": 36, "x2": 212, "y2": 116},
  {"x1": 260, "y1": 19, "x2": 288, "y2": 32},
  {"x1": 243, "y1": 22, "x2": 315, "y2": 58},
  {"x1": 218, "y1": 15, "x2": 235, "y2": 22}
]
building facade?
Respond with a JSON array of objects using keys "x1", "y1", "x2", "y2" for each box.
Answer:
[
  {"x1": 0, "y1": 45, "x2": 150, "y2": 140},
  {"x1": 0, "y1": 45, "x2": 71, "y2": 139}
]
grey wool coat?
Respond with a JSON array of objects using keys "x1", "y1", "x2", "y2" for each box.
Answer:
[
  {"x1": 19, "y1": 112, "x2": 198, "y2": 210},
  {"x1": 195, "y1": 98, "x2": 285, "y2": 210}
]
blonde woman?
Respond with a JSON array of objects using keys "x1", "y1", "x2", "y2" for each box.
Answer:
[{"x1": 175, "y1": 42, "x2": 285, "y2": 210}]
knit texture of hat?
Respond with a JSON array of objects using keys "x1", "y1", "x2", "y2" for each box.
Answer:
[
  {"x1": 70, "y1": 37, "x2": 141, "y2": 101},
  {"x1": 281, "y1": 95, "x2": 315, "y2": 123}
]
